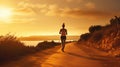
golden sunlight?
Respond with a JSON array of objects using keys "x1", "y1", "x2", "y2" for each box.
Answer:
[{"x1": 0, "y1": 7, "x2": 12, "y2": 20}]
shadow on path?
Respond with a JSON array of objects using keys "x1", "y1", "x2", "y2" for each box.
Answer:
[{"x1": 65, "y1": 52, "x2": 111, "y2": 61}]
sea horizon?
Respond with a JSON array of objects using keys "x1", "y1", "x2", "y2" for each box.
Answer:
[{"x1": 21, "y1": 39, "x2": 77, "y2": 47}]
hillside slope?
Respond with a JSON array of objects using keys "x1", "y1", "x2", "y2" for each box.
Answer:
[{"x1": 78, "y1": 16, "x2": 120, "y2": 57}]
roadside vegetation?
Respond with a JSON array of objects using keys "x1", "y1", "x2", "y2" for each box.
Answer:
[
  {"x1": 0, "y1": 34, "x2": 60, "y2": 64},
  {"x1": 78, "y1": 16, "x2": 120, "y2": 57}
]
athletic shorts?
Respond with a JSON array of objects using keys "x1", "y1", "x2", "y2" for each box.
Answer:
[{"x1": 61, "y1": 36, "x2": 66, "y2": 40}]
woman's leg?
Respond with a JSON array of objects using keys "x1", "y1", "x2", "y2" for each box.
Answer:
[
  {"x1": 61, "y1": 39, "x2": 66, "y2": 52},
  {"x1": 61, "y1": 36, "x2": 66, "y2": 52}
]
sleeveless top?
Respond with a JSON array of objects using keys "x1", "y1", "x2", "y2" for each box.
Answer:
[{"x1": 59, "y1": 29, "x2": 67, "y2": 36}]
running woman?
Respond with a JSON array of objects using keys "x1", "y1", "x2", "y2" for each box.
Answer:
[{"x1": 59, "y1": 23, "x2": 67, "y2": 52}]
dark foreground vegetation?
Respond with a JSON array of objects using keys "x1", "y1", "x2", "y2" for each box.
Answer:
[
  {"x1": 0, "y1": 34, "x2": 60, "y2": 64},
  {"x1": 78, "y1": 16, "x2": 120, "y2": 57}
]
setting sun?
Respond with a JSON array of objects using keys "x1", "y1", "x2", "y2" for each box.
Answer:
[{"x1": 0, "y1": 7, "x2": 12, "y2": 20}]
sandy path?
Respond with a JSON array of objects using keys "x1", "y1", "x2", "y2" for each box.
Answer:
[
  {"x1": 1, "y1": 42, "x2": 120, "y2": 67},
  {"x1": 42, "y1": 43, "x2": 120, "y2": 67}
]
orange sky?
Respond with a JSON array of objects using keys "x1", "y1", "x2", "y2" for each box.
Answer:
[{"x1": 0, "y1": 0, "x2": 120, "y2": 36}]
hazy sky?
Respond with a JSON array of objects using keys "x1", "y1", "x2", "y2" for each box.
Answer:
[{"x1": 0, "y1": 0, "x2": 120, "y2": 36}]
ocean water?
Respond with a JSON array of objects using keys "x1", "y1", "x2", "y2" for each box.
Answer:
[
  {"x1": 21, "y1": 41, "x2": 43, "y2": 47},
  {"x1": 21, "y1": 40, "x2": 74, "y2": 46}
]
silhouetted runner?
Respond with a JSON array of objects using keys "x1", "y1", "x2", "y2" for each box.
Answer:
[{"x1": 59, "y1": 23, "x2": 67, "y2": 52}]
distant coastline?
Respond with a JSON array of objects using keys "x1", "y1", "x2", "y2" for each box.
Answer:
[
  {"x1": 21, "y1": 40, "x2": 75, "y2": 46},
  {"x1": 19, "y1": 35, "x2": 80, "y2": 41}
]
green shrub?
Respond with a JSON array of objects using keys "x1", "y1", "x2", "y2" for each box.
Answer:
[
  {"x1": 36, "y1": 41, "x2": 60, "y2": 50},
  {"x1": 80, "y1": 33, "x2": 91, "y2": 41},
  {"x1": 89, "y1": 25, "x2": 102, "y2": 33},
  {"x1": 110, "y1": 16, "x2": 120, "y2": 25}
]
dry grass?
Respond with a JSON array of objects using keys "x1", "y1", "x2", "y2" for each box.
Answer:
[{"x1": 0, "y1": 34, "x2": 60, "y2": 64}]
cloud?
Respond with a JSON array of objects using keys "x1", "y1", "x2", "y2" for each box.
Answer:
[
  {"x1": 13, "y1": 2, "x2": 35, "y2": 16},
  {"x1": 13, "y1": 8, "x2": 35, "y2": 16},
  {"x1": 45, "y1": 5, "x2": 62, "y2": 16},
  {"x1": 44, "y1": 6, "x2": 113, "y2": 19},
  {"x1": 85, "y1": 2, "x2": 95, "y2": 9},
  {"x1": 66, "y1": 0, "x2": 73, "y2": 2},
  {"x1": 65, "y1": 0, "x2": 83, "y2": 3},
  {"x1": 64, "y1": 9, "x2": 109, "y2": 17},
  {"x1": 14, "y1": 1, "x2": 48, "y2": 16},
  {"x1": 12, "y1": 0, "x2": 120, "y2": 20}
]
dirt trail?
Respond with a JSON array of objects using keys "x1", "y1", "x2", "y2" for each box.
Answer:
[
  {"x1": 1, "y1": 42, "x2": 120, "y2": 67},
  {"x1": 42, "y1": 43, "x2": 120, "y2": 67}
]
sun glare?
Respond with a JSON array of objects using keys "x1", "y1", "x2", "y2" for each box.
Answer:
[{"x1": 0, "y1": 7, "x2": 12, "y2": 20}]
